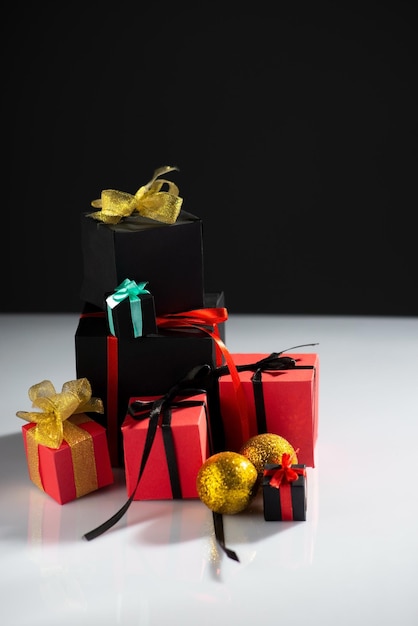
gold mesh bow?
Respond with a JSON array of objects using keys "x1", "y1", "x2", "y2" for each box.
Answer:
[
  {"x1": 16, "y1": 378, "x2": 104, "y2": 449},
  {"x1": 88, "y1": 165, "x2": 183, "y2": 225}
]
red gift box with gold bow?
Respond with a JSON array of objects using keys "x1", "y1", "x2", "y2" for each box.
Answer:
[{"x1": 17, "y1": 379, "x2": 114, "y2": 504}]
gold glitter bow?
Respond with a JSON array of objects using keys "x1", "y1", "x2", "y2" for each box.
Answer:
[
  {"x1": 16, "y1": 378, "x2": 104, "y2": 449},
  {"x1": 88, "y1": 165, "x2": 183, "y2": 225}
]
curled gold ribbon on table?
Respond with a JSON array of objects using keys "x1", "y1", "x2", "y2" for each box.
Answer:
[
  {"x1": 89, "y1": 165, "x2": 183, "y2": 225},
  {"x1": 16, "y1": 378, "x2": 104, "y2": 449}
]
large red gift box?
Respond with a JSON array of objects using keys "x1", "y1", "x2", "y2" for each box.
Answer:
[
  {"x1": 22, "y1": 414, "x2": 114, "y2": 504},
  {"x1": 122, "y1": 393, "x2": 210, "y2": 500},
  {"x1": 218, "y1": 353, "x2": 319, "y2": 466}
]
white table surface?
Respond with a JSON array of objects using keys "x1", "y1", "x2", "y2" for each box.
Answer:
[{"x1": 1, "y1": 313, "x2": 417, "y2": 626}]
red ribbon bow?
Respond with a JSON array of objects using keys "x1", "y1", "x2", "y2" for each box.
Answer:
[
  {"x1": 265, "y1": 451, "x2": 306, "y2": 489},
  {"x1": 156, "y1": 307, "x2": 227, "y2": 364},
  {"x1": 156, "y1": 307, "x2": 250, "y2": 444}
]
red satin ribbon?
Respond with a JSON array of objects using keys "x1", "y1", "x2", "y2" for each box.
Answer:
[
  {"x1": 80, "y1": 311, "x2": 104, "y2": 318},
  {"x1": 79, "y1": 311, "x2": 120, "y2": 465},
  {"x1": 264, "y1": 452, "x2": 306, "y2": 521},
  {"x1": 156, "y1": 307, "x2": 250, "y2": 444},
  {"x1": 156, "y1": 307, "x2": 226, "y2": 366},
  {"x1": 107, "y1": 335, "x2": 119, "y2": 465}
]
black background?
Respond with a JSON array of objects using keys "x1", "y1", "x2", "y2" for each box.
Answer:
[{"x1": 2, "y1": 2, "x2": 417, "y2": 315}]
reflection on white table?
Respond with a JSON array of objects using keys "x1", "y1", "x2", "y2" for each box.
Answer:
[{"x1": 1, "y1": 313, "x2": 417, "y2": 625}]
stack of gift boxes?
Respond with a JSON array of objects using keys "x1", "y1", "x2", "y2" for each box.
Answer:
[{"x1": 18, "y1": 167, "x2": 320, "y2": 543}]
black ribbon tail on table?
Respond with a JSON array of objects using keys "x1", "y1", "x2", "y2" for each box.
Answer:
[
  {"x1": 83, "y1": 494, "x2": 136, "y2": 541},
  {"x1": 212, "y1": 512, "x2": 239, "y2": 562},
  {"x1": 82, "y1": 364, "x2": 214, "y2": 541},
  {"x1": 83, "y1": 399, "x2": 161, "y2": 541}
]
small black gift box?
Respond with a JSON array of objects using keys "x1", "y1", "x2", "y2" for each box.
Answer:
[
  {"x1": 105, "y1": 279, "x2": 157, "y2": 340},
  {"x1": 263, "y1": 462, "x2": 307, "y2": 521}
]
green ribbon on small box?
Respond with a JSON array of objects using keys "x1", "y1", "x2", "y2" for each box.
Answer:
[{"x1": 106, "y1": 279, "x2": 150, "y2": 338}]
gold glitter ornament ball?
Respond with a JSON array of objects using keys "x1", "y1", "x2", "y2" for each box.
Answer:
[
  {"x1": 240, "y1": 433, "x2": 298, "y2": 480},
  {"x1": 196, "y1": 451, "x2": 258, "y2": 515}
]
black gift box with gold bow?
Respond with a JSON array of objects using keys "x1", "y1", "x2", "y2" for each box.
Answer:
[{"x1": 80, "y1": 210, "x2": 205, "y2": 316}]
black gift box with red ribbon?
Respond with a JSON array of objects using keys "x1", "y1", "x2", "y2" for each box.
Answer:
[
  {"x1": 263, "y1": 462, "x2": 307, "y2": 521},
  {"x1": 75, "y1": 294, "x2": 226, "y2": 467}
]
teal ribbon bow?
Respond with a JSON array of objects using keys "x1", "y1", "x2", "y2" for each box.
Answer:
[{"x1": 106, "y1": 279, "x2": 150, "y2": 338}]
